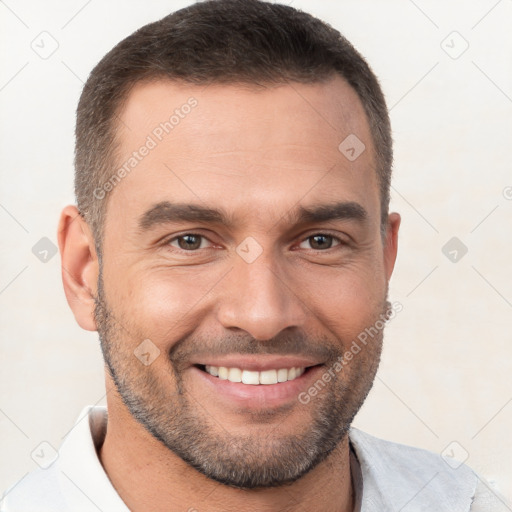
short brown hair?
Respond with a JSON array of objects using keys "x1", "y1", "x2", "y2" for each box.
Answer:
[{"x1": 75, "y1": 0, "x2": 392, "y2": 254}]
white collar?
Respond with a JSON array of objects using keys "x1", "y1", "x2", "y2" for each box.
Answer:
[{"x1": 57, "y1": 405, "x2": 129, "y2": 511}]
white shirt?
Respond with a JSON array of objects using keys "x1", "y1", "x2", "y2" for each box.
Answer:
[{"x1": 1, "y1": 405, "x2": 509, "y2": 511}]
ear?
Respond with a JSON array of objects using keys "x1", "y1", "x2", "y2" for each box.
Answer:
[
  {"x1": 57, "y1": 205, "x2": 99, "y2": 331},
  {"x1": 383, "y1": 212, "x2": 401, "y2": 282}
]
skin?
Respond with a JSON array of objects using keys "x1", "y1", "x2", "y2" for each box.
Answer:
[{"x1": 58, "y1": 76, "x2": 400, "y2": 512}]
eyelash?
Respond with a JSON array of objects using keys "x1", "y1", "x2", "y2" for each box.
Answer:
[{"x1": 164, "y1": 232, "x2": 346, "y2": 254}]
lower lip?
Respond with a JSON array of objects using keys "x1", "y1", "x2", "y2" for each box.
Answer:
[{"x1": 189, "y1": 365, "x2": 324, "y2": 409}]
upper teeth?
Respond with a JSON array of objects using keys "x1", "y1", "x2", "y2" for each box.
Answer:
[{"x1": 205, "y1": 365, "x2": 306, "y2": 385}]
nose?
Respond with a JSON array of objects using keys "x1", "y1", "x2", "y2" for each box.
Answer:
[{"x1": 215, "y1": 248, "x2": 308, "y2": 341}]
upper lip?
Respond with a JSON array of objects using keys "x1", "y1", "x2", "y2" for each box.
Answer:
[{"x1": 191, "y1": 355, "x2": 324, "y2": 372}]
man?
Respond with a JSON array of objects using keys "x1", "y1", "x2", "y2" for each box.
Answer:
[{"x1": 1, "y1": 0, "x2": 508, "y2": 510}]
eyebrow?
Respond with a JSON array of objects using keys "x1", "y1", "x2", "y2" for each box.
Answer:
[{"x1": 137, "y1": 200, "x2": 368, "y2": 232}]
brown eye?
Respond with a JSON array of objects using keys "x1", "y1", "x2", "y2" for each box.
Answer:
[
  {"x1": 298, "y1": 234, "x2": 342, "y2": 251},
  {"x1": 169, "y1": 234, "x2": 208, "y2": 251}
]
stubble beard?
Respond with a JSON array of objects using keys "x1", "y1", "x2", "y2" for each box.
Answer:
[{"x1": 94, "y1": 271, "x2": 388, "y2": 489}]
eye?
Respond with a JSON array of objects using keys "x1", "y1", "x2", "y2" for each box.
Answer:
[
  {"x1": 167, "y1": 233, "x2": 213, "y2": 251},
  {"x1": 298, "y1": 233, "x2": 343, "y2": 251},
  {"x1": 165, "y1": 232, "x2": 345, "y2": 253}
]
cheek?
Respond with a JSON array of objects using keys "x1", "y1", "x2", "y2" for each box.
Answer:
[
  {"x1": 300, "y1": 260, "x2": 387, "y2": 343},
  {"x1": 119, "y1": 267, "x2": 226, "y2": 343}
]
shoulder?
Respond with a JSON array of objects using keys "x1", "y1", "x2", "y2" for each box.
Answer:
[
  {"x1": 470, "y1": 477, "x2": 512, "y2": 512},
  {"x1": 1, "y1": 465, "x2": 67, "y2": 512},
  {"x1": 348, "y1": 427, "x2": 479, "y2": 511},
  {"x1": 349, "y1": 426, "x2": 473, "y2": 472},
  {"x1": 1, "y1": 405, "x2": 110, "y2": 512}
]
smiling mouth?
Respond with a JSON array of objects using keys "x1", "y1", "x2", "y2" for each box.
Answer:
[{"x1": 194, "y1": 364, "x2": 320, "y2": 385}]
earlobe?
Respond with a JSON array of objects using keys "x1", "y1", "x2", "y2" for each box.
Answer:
[
  {"x1": 57, "y1": 205, "x2": 99, "y2": 331},
  {"x1": 384, "y1": 212, "x2": 401, "y2": 281}
]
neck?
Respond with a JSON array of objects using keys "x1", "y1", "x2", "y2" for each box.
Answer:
[{"x1": 98, "y1": 391, "x2": 354, "y2": 512}]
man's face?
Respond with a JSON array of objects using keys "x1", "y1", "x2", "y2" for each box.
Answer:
[{"x1": 93, "y1": 77, "x2": 399, "y2": 488}]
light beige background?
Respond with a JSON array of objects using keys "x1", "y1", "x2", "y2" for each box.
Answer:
[{"x1": 1, "y1": 0, "x2": 511, "y2": 504}]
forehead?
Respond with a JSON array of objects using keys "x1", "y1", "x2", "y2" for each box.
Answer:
[
  {"x1": 105, "y1": 77, "x2": 379, "y2": 233},
  {"x1": 117, "y1": 76, "x2": 372, "y2": 157}
]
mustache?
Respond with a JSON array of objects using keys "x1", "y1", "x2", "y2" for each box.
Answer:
[
  {"x1": 169, "y1": 329, "x2": 340, "y2": 369},
  {"x1": 169, "y1": 300, "x2": 392, "y2": 368},
  {"x1": 169, "y1": 299, "x2": 392, "y2": 364}
]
